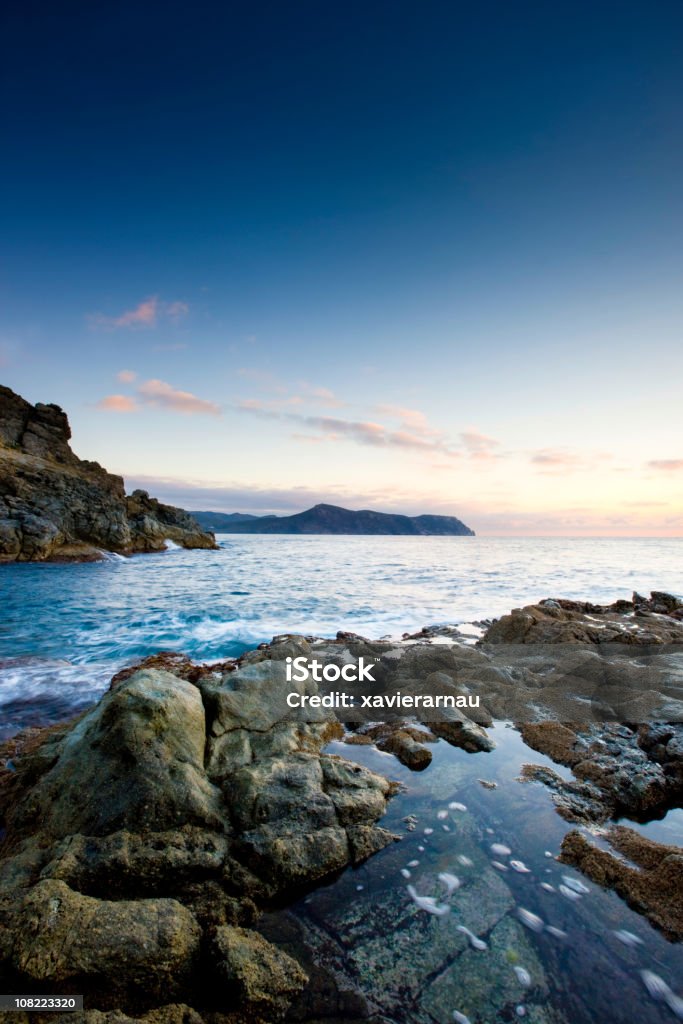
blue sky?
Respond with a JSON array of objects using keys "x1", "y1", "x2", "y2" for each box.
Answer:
[{"x1": 1, "y1": 0, "x2": 682, "y2": 533}]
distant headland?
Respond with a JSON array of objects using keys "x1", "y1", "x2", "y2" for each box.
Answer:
[{"x1": 189, "y1": 504, "x2": 475, "y2": 536}]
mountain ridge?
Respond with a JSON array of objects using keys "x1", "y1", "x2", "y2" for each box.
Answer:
[{"x1": 189, "y1": 503, "x2": 475, "y2": 536}]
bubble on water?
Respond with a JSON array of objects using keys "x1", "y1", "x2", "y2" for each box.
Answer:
[
  {"x1": 424, "y1": 828, "x2": 434, "y2": 835},
  {"x1": 408, "y1": 859, "x2": 420, "y2": 868},
  {"x1": 486, "y1": 827, "x2": 495, "y2": 835},
  {"x1": 546, "y1": 925, "x2": 567, "y2": 940},
  {"x1": 559, "y1": 884, "x2": 582, "y2": 902},
  {"x1": 561, "y1": 875, "x2": 589, "y2": 895},
  {"x1": 442, "y1": 824, "x2": 451, "y2": 831},
  {"x1": 457, "y1": 855, "x2": 474, "y2": 867},
  {"x1": 418, "y1": 845, "x2": 425, "y2": 852},
  {"x1": 491, "y1": 861, "x2": 509, "y2": 872},
  {"x1": 449, "y1": 802, "x2": 467, "y2": 812},
  {"x1": 540, "y1": 883, "x2": 555, "y2": 893},
  {"x1": 666, "y1": 992, "x2": 683, "y2": 1019},
  {"x1": 517, "y1": 908, "x2": 544, "y2": 933},
  {"x1": 453, "y1": 1012, "x2": 471, "y2": 1024},
  {"x1": 438, "y1": 872, "x2": 461, "y2": 895},
  {"x1": 544, "y1": 851, "x2": 554, "y2": 858},
  {"x1": 513, "y1": 966, "x2": 532, "y2": 987},
  {"x1": 400, "y1": 868, "x2": 411, "y2": 879},
  {"x1": 510, "y1": 860, "x2": 530, "y2": 873},
  {"x1": 613, "y1": 929, "x2": 643, "y2": 947},
  {"x1": 356, "y1": 884, "x2": 364, "y2": 891},
  {"x1": 516, "y1": 1005, "x2": 526, "y2": 1017},
  {"x1": 407, "y1": 884, "x2": 450, "y2": 917},
  {"x1": 437, "y1": 810, "x2": 449, "y2": 820},
  {"x1": 491, "y1": 843, "x2": 511, "y2": 856},
  {"x1": 457, "y1": 925, "x2": 487, "y2": 950},
  {"x1": 641, "y1": 970, "x2": 671, "y2": 1001}
]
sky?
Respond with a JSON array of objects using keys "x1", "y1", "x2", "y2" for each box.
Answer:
[{"x1": 1, "y1": 0, "x2": 682, "y2": 535}]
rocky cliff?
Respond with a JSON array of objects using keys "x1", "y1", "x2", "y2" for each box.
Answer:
[{"x1": 0, "y1": 385, "x2": 217, "y2": 561}]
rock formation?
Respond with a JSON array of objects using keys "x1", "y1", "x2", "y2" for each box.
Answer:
[
  {"x1": 0, "y1": 385, "x2": 216, "y2": 560},
  {"x1": 0, "y1": 637, "x2": 398, "y2": 1021}
]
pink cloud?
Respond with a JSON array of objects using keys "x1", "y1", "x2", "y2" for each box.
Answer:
[
  {"x1": 648, "y1": 459, "x2": 683, "y2": 471},
  {"x1": 136, "y1": 378, "x2": 220, "y2": 416},
  {"x1": 96, "y1": 394, "x2": 138, "y2": 413},
  {"x1": 460, "y1": 431, "x2": 501, "y2": 455},
  {"x1": 117, "y1": 369, "x2": 137, "y2": 383},
  {"x1": 89, "y1": 297, "x2": 189, "y2": 330}
]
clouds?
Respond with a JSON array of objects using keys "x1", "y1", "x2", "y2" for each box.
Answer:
[
  {"x1": 648, "y1": 459, "x2": 683, "y2": 471},
  {"x1": 121, "y1": 474, "x2": 472, "y2": 517},
  {"x1": 238, "y1": 402, "x2": 460, "y2": 456},
  {"x1": 137, "y1": 378, "x2": 220, "y2": 415},
  {"x1": 88, "y1": 296, "x2": 189, "y2": 330},
  {"x1": 97, "y1": 376, "x2": 220, "y2": 416},
  {"x1": 96, "y1": 394, "x2": 137, "y2": 413}
]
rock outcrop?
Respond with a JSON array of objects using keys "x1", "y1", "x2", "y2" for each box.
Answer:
[
  {"x1": 483, "y1": 593, "x2": 683, "y2": 644},
  {"x1": 0, "y1": 638, "x2": 398, "y2": 1020},
  {"x1": 560, "y1": 826, "x2": 683, "y2": 940},
  {"x1": 519, "y1": 721, "x2": 683, "y2": 824},
  {"x1": 0, "y1": 385, "x2": 217, "y2": 561}
]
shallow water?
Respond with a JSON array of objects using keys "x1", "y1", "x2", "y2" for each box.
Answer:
[
  {"x1": 264, "y1": 727, "x2": 683, "y2": 1024},
  {"x1": 1, "y1": 535, "x2": 682, "y2": 737}
]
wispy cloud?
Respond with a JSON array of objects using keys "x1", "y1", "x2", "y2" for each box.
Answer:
[
  {"x1": 530, "y1": 449, "x2": 582, "y2": 469},
  {"x1": 136, "y1": 379, "x2": 220, "y2": 415},
  {"x1": 238, "y1": 403, "x2": 459, "y2": 455},
  {"x1": 97, "y1": 378, "x2": 220, "y2": 416},
  {"x1": 529, "y1": 448, "x2": 613, "y2": 474},
  {"x1": 236, "y1": 401, "x2": 510, "y2": 462},
  {"x1": 88, "y1": 296, "x2": 189, "y2": 330},
  {"x1": 96, "y1": 394, "x2": 138, "y2": 413},
  {"x1": 460, "y1": 431, "x2": 502, "y2": 460},
  {"x1": 648, "y1": 459, "x2": 683, "y2": 471},
  {"x1": 116, "y1": 369, "x2": 137, "y2": 383}
]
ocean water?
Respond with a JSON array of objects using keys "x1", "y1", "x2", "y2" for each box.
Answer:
[{"x1": 1, "y1": 535, "x2": 681, "y2": 737}]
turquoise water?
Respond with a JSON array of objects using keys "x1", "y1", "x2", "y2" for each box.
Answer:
[{"x1": 1, "y1": 535, "x2": 682, "y2": 738}]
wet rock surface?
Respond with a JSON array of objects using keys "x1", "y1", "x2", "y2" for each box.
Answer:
[
  {"x1": 559, "y1": 827, "x2": 683, "y2": 941},
  {"x1": 0, "y1": 385, "x2": 216, "y2": 561},
  {"x1": 519, "y1": 721, "x2": 683, "y2": 825}
]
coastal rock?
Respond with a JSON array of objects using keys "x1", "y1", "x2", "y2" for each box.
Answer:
[
  {"x1": 0, "y1": 385, "x2": 216, "y2": 561},
  {"x1": 10, "y1": 880, "x2": 201, "y2": 999},
  {"x1": 0, "y1": 653, "x2": 397, "y2": 1020},
  {"x1": 560, "y1": 827, "x2": 683, "y2": 940},
  {"x1": 211, "y1": 925, "x2": 308, "y2": 1018},
  {"x1": 483, "y1": 593, "x2": 683, "y2": 644},
  {"x1": 519, "y1": 721, "x2": 683, "y2": 823}
]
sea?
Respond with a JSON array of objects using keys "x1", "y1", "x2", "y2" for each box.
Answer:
[
  {"x1": 1, "y1": 535, "x2": 683, "y2": 1022},
  {"x1": 1, "y1": 535, "x2": 681, "y2": 738}
]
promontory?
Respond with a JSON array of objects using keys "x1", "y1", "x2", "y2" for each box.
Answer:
[{"x1": 0, "y1": 385, "x2": 217, "y2": 561}]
